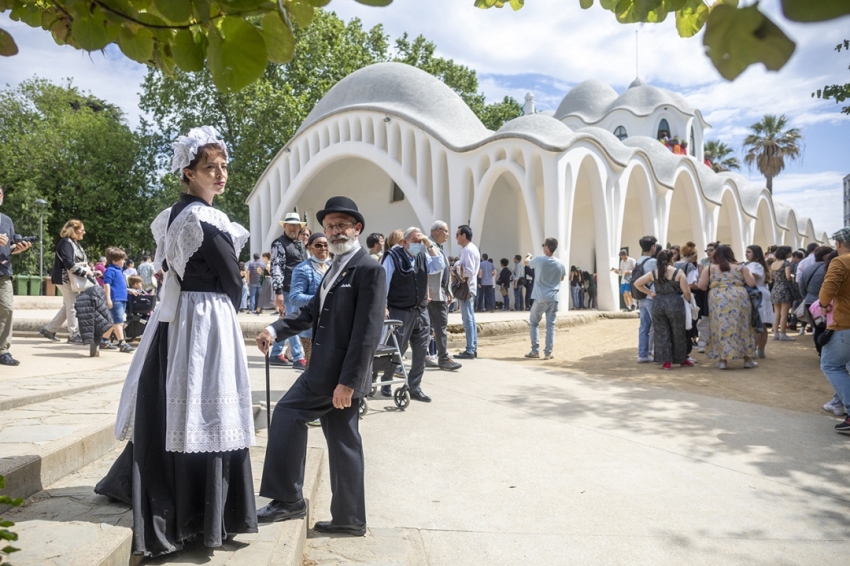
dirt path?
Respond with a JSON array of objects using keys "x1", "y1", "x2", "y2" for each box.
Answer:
[{"x1": 476, "y1": 318, "x2": 833, "y2": 416}]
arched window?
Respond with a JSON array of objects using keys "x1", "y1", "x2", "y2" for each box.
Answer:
[
  {"x1": 613, "y1": 126, "x2": 628, "y2": 141},
  {"x1": 657, "y1": 119, "x2": 670, "y2": 139},
  {"x1": 689, "y1": 128, "x2": 695, "y2": 156}
]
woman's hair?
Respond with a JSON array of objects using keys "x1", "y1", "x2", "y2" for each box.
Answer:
[
  {"x1": 825, "y1": 250, "x2": 839, "y2": 269},
  {"x1": 655, "y1": 250, "x2": 672, "y2": 282},
  {"x1": 385, "y1": 229, "x2": 404, "y2": 251},
  {"x1": 774, "y1": 245, "x2": 792, "y2": 260},
  {"x1": 712, "y1": 245, "x2": 737, "y2": 272},
  {"x1": 680, "y1": 241, "x2": 697, "y2": 259},
  {"x1": 181, "y1": 143, "x2": 227, "y2": 184},
  {"x1": 298, "y1": 226, "x2": 311, "y2": 238},
  {"x1": 106, "y1": 247, "x2": 126, "y2": 263},
  {"x1": 262, "y1": 252, "x2": 271, "y2": 260},
  {"x1": 792, "y1": 250, "x2": 805, "y2": 260},
  {"x1": 814, "y1": 245, "x2": 834, "y2": 263},
  {"x1": 747, "y1": 245, "x2": 769, "y2": 283},
  {"x1": 60, "y1": 219, "x2": 84, "y2": 239},
  {"x1": 500, "y1": 258, "x2": 509, "y2": 267}
]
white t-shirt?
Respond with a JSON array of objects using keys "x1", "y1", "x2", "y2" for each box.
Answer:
[
  {"x1": 458, "y1": 242, "x2": 481, "y2": 296},
  {"x1": 619, "y1": 257, "x2": 636, "y2": 283}
]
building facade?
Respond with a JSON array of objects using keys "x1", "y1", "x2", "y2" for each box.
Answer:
[{"x1": 247, "y1": 62, "x2": 826, "y2": 311}]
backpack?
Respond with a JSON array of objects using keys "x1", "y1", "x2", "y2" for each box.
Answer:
[{"x1": 629, "y1": 257, "x2": 652, "y2": 300}]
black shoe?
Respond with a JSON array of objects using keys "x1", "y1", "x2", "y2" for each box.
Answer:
[
  {"x1": 439, "y1": 359, "x2": 462, "y2": 371},
  {"x1": 313, "y1": 520, "x2": 366, "y2": 537},
  {"x1": 380, "y1": 387, "x2": 392, "y2": 397},
  {"x1": 0, "y1": 353, "x2": 20, "y2": 366},
  {"x1": 835, "y1": 418, "x2": 850, "y2": 435},
  {"x1": 268, "y1": 354, "x2": 291, "y2": 366},
  {"x1": 456, "y1": 351, "x2": 475, "y2": 360},
  {"x1": 39, "y1": 328, "x2": 59, "y2": 342},
  {"x1": 67, "y1": 335, "x2": 83, "y2": 344},
  {"x1": 100, "y1": 341, "x2": 117, "y2": 350},
  {"x1": 257, "y1": 499, "x2": 307, "y2": 523},
  {"x1": 410, "y1": 390, "x2": 431, "y2": 403}
]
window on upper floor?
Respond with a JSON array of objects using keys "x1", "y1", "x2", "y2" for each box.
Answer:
[
  {"x1": 613, "y1": 126, "x2": 628, "y2": 141},
  {"x1": 657, "y1": 119, "x2": 670, "y2": 140},
  {"x1": 391, "y1": 181, "x2": 405, "y2": 203}
]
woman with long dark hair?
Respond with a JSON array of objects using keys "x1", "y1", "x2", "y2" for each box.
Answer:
[
  {"x1": 634, "y1": 250, "x2": 692, "y2": 369},
  {"x1": 96, "y1": 127, "x2": 257, "y2": 557},
  {"x1": 770, "y1": 245, "x2": 796, "y2": 341},
  {"x1": 697, "y1": 244, "x2": 757, "y2": 369},
  {"x1": 745, "y1": 244, "x2": 773, "y2": 358}
]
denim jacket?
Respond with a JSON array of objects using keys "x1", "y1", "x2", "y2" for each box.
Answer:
[{"x1": 289, "y1": 258, "x2": 328, "y2": 338}]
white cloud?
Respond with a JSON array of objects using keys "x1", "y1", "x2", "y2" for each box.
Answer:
[{"x1": 749, "y1": 171, "x2": 845, "y2": 235}]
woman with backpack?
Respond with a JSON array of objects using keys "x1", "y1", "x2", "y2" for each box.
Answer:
[{"x1": 634, "y1": 250, "x2": 693, "y2": 370}]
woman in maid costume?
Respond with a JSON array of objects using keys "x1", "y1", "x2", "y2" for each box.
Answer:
[{"x1": 95, "y1": 126, "x2": 257, "y2": 556}]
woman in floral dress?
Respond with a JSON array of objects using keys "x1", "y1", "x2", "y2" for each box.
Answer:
[{"x1": 697, "y1": 245, "x2": 758, "y2": 370}]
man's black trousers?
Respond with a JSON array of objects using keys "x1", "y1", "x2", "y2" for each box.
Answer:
[
  {"x1": 259, "y1": 377, "x2": 365, "y2": 527},
  {"x1": 382, "y1": 305, "x2": 430, "y2": 392}
]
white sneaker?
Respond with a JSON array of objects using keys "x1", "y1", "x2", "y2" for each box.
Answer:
[
  {"x1": 798, "y1": 328, "x2": 806, "y2": 335},
  {"x1": 696, "y1": 347, "x2": 705, "y2": 353},
  {"x1": 637, "y1": 356, "x2": 653, "y2": 363},
  {"x1": 824, "y1": 396, "x2": 846, "y2": 416}
]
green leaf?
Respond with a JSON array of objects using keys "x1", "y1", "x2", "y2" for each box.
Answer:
[
  {"x1": 703, "y1": 4, "x2": 796, "y2": 80},
  {"x1": 0, "y1": 27, "x2": 18, "y2": 56},
  {"x1": 354, "y1": 0, "x2": 394, "y2": 5},
  {"x1": 207, "y1": 17, "x2": 268, "y2": 92},
  {"x1": 173, "y1": 29, "x2": 206, "y2": 72},
  {"x1": 600, "y1": 0, "x2": 620, "y2": 10},
  {"x1": 579, "y1": 0, "x2": 594, "y2": 8},
  {"x1": 306, "y1": 0, "x2": 333, "y2": 6},
  {"x1": 663, "y1": 0, "x2": 688, "y2": 10},
  {"x1": 782, "y1": 0, "x2": 850, "y2": 22},
  {"x1": 70, "y1": 7, "x2": 111, "y2": 51},
  {"x1": 285, "y1": 0, "x2": 315, "y2": 27},
  {"x1": 675, "y1": 0, "x2": 708, "y2": 37},
  {"x1": 262, "y1": 12, "x2": 295, "y2": 63},
  {"x1": 509, "y1": 0, "x2": 524, "y2": 10},
  {"x1": 117, "y1": 26, "x2": 153, "y2": 63},
  {"x1": 154, "y1": 0, "x2": 192, "y2": 23}
]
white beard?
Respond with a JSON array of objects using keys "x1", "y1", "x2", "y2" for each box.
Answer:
[{"x1": 329, "y1": 238, "x2": 356, "y2": 256}]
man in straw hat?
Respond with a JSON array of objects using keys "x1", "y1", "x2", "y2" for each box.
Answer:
[
  {"x1": 269, "y1": 211, "x2": 308, "y2": 368},
  {"x1": 255, "y1": 196, "x2": 385, "y2": 536}
]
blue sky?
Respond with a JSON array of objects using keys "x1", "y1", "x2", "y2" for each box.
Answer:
[{"x1": 1, "y1": 0, "x2": 848, "y2": 234}]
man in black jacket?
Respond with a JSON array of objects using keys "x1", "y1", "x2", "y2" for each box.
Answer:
[
  {"x1": 0, "y1": 186, "x2": 33, "y2": 366},
  {"x1": 255, "y1": 196, "x2": 385, "y2": 536}
]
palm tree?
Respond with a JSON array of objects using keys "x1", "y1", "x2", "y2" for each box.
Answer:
[
  {"x1": 703, "y1": 140, "x2": 740, "y2": 173},
  {"x1": 743, "y1": 114, "x2": 803, "y2": 193}
]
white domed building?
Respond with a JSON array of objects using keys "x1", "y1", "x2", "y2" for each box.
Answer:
[{"x1": 246, "y1": 62, "x2": 826, "y2": 311}]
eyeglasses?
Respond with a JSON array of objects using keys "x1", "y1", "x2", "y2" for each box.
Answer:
[
  {"x1": 705, "y1": 249, "x2": 715, "y2": 253},
  {"x1": 323, "y1": 222, "x2": 354, "y2": 233},
  {"x1": 312, "y1": 243, "x2": 328, "y2": 249}
]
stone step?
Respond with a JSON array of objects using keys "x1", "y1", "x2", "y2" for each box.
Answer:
[
  {"x1": 0, "y1": 372, "x2": 127, "y2": 411},
  {"x1": 0, "y1": 382, "x2": 124, "y2": 505},
  {"x1": 3, "y1": 438, "x2": 324, "y2": 566}
]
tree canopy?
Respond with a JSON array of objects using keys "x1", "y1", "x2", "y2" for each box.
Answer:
[
  {"x1": 742, "y1": 114, "x2": 803, "y2": 194},
  {"x1": 476, "y1": 0, "x2": 850, "y2": 81},
  {"x1": 703, "y1": 140, "x2": 740, "y2": 173},
  {"x1": 813, "y1": 39, "x2": 850, "y2": 115}
]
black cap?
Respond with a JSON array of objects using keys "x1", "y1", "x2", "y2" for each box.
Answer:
[{"x1": 316, "y1": 196, "x2": 365, "y2": 229}]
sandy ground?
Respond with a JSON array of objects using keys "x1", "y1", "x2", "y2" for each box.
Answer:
[{"x1": 476, "y1": 318, "x2": 834, "y2": 416}]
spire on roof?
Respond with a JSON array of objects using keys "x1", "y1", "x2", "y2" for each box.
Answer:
[
  {"x1": 628, "y1": 76, "x2": 645, "y2": 89},
  {"x1": 523, "y1": 91, "x2": 536, "y2": 115}
]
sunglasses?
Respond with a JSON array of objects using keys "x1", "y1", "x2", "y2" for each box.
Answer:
[{"x1": 312, "y1": 243, "x2": 328, "y2": 249}]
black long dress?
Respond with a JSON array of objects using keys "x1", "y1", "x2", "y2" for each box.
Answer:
[{"x1": 95, "y1": 194, "x2": 257, "y2": 557}]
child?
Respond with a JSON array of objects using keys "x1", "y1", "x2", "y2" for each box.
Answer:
[
  {"x1": 127, "y1": 275, "x2": 145, "y2": 294},
  {"x1": 102, "y1": 247, "x2": 134, "y2": 353}
]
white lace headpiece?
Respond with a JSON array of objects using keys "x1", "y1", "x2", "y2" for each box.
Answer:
[{"x1": 171, "y1": 126, "x2": 228, "y2": 176}]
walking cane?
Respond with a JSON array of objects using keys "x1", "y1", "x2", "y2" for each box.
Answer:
[{"x1": 265, "y1": 352, "x2": 271, "y2": 430}]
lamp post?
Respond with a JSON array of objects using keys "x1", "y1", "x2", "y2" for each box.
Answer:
[{"x1": 35, "y1": 199, "x2": 47, "y2": 295}]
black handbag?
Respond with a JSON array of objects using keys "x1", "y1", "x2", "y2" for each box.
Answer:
[{"x1": 818, "y1": 329, "x2": 834, "y2": 347}]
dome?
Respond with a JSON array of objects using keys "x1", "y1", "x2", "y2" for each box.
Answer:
[
  {"x1": 628, "y1": 77, "x2": 645, "y2": 88},
  {"x1": 614, "y1": 84, "x2": 696, "y2": 117},
  {"x1": 554, "y1": 80, "x2": 618, "y2": 122},
  {"x1": 296, "y1": 62, "x2": 491, "y2": 150},
  {"x1": 494, "y1": 114, "x2": 576, "y2": 150}
]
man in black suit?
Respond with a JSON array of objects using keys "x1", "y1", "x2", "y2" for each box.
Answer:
[{"x1": 255, "y1": 196, "x2": 385, "y2": 536}]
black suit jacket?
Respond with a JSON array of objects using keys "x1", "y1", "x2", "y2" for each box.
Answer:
[{"x1": 271, "y1": 247, "x2": 386, "y2": 397}]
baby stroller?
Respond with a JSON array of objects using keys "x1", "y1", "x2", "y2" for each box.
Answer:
[
  {"x1": 358, "y1": 319, "x2": 410, "y2": 417},
  {"x1": 124, "y1": 293, "x2": 156, "y2": 342}
]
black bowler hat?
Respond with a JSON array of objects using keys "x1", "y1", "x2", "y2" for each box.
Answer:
[{"x1": 316, "y1": 196, "x2": 365, "y2": 229}]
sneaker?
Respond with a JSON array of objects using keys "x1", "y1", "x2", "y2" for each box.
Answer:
[
  {"x1": 757, "y1": 348, "x2": 765, "y2": 359},
  {"x1": 629, "y1": 304, "x2": 636, "y2": 311},
  {"x1": 778, "y1": 334, "x2": 796, "y2": 341},
  {"x1": 425, "y1": 357, "x2": 439, "y2": 368},
  {"x1": 743, "y1": 359, "x2": 758, "y2": 368},
  {"x1": 118, "y1": 343, "x2": 134, "y2": 353},
  {"x1": 39, "y1": 328, "x2": 59, "y2": 342},
  {"x1": 292, "y1": 359, "x2": 306, "y2": 371},
  {"x1": 835, "y1": 418, "x2": 850, "y2": 435},
  {"x1": 306, "y1": 419, "x2": 322, "y2": 427},
  {"x1": 681, "y1": 360, "x2": 695, "y2": 367},
  {"x1": 525, "y1": 351, "x2": 540, "y2": 359},
  {"x1": 544, "y1": 353, "x2": 554, "y2": 360},
  {"x1": 67, "y1": 335, "x2": 83, "y2": 344},
  {"x1": 0, "y1": 352, "x2": 20, "y2": 366},
  {"x1": 773, "y1": 332, "x2": 781, "y2": 341},
  {"x1": 637, "y1": 356, "x2": 653, "y2": 363},
  {"x1": 662, "y1": 362, "x2": 672, "y2": 370},
  {"x1": 100, "y1": 341, "x2": 117, "y2": 350},
  {"x1": 456, "y1": 351, "x2": 475, "y2": 360},
  {"x1": 823, "y1": 396, "x2": 845, "y2": 416},
  {"x1": 268, "y1": 355, "x2": 291, "y2": 366},
  {"x1": 439, "y1": 359, "x2": 462, "y2": 371},
  {"x1": 380, "y1": 387, "x2": 392, "y2": 397},
  {"x1": 798, "y1": 328, "x2": 806, "y2": 335},
  {"x1": 686, "y1": 357, "x2": 698, "y2": 364},
  {"x1": 716, "y1": 360, "x2": 728, "y2": 370}
]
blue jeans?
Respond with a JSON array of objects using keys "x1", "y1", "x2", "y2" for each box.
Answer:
[
  {"x1": 821, "y1": 329, "x2": 850, "y2": 412},
  {"x1": 249, "y1": 284, "x2": 262, "y2": 311},
  {"x1": 241, "y1": 284, "x2": 248, "y2": 310},
  {"x1": 502, "y1": 286, "x2": 510, "y2": 311},
  {"x1": 529, "y1": 300, "x2": 558, "y2": 355},
  {"x1": 482, "y1": 286, "x2": 496, "y2": 311},
  {"x1": 271, "y1": 293, "x2": 304, "y2": 361},
  {"x1": 459, "y1": 295, "x2": 477, "y2": 354},
  {"x1": 638, "y1": 298, "x2": 653, "y2": 358},
  {"x1": 514, "y1": 285, "x2": 524, "y2": 311}
]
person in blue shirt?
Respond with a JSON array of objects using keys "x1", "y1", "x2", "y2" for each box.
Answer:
[
  {"x1": 523, "y1": 237, "x2": 567, "y2": 360},
  {"x1": 102, "y1": 246, "x2": 136, "y2": 353}
]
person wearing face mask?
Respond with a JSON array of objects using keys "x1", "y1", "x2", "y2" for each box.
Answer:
[
  {"x1": 288, "y1": 232, "x2": 331, "y2": 367},
  {"x1": 379, "y1": 226, "x2": 446, "y2": 402}
]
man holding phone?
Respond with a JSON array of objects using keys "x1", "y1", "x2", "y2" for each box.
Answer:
[{"x1": 0, "y1": 186, "x2": 33, "y2": 366}]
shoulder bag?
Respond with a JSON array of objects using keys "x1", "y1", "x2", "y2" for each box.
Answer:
[{"x1": 68, "y1": 263, "x2": 94, "y2": 293}]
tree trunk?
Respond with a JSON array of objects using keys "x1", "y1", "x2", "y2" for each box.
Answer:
[{"x1": 766, "y1": 176, "x2": 773, "y2": 194}]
